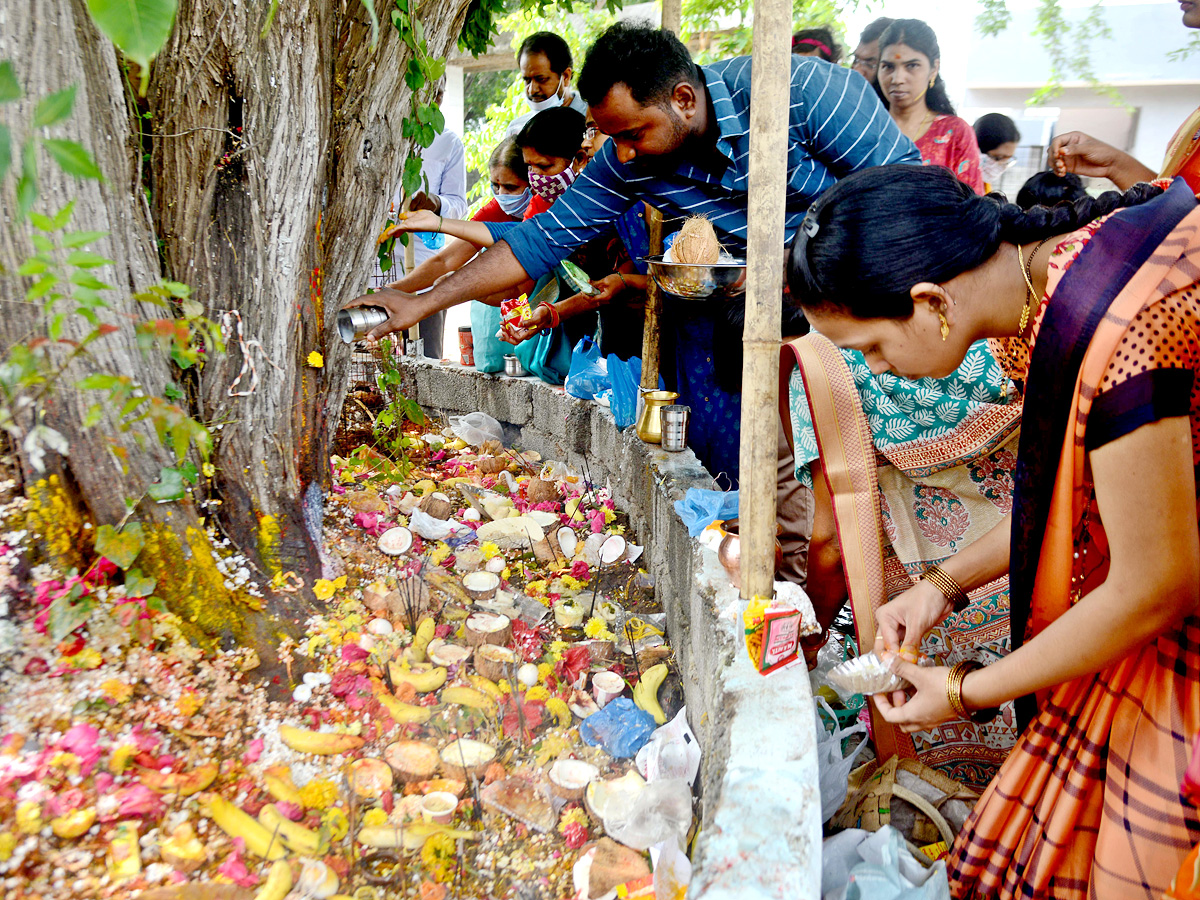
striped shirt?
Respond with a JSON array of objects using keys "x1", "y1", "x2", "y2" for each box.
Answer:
[{"x1": 499, "y1": 55, "x2": 920, "y2": 279}]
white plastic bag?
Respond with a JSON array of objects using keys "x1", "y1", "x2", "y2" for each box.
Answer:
[
  {"x1": 822, "y1": 826, "x2": 950, "y2": 900},
  {"x1": 816, "y1": 696, "x2": 869, "y2": 823},
  {"x1": 601, "y1": 777, "x2": 692, "y2": 851},
  {"x1": 635, "y1": 707, "x2": 701, "y2": 787},
  {"x1": 449, "y1": 412, "x2": 503, "y2": 447}
]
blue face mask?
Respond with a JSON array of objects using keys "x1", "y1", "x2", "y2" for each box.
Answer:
[{"x1": 495, "y1": 188, "x2": 531, "y2": 217}]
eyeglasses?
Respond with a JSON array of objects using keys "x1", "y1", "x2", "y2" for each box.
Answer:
[
  {"x1": 852, "y1": 55, "x2": 877, "y2": 70},
  {"x1": 583, "y1": 126, "x2": 600, "y2": 141},
  {"x1": 985, "y1": 154, "x2": 1019, "y2": 172}
]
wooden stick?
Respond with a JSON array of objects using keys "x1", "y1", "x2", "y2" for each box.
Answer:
[
  {"x1": 737, "y1": 0, "x2": 789, "y2": 600},
  {"x1": 661, "y1": 0, "x2": 682, "y2": 33},
  {"x1": 640, "y1": 203, "x2": 664, "y2": 392}
]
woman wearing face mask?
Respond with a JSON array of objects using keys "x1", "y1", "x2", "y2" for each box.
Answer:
[
  {"x1": 974, "y1": 113, "x2": 1021, "y2": 192},
  {"x1": 879, "y1": 19, "x2": 983, "y2": 194}
]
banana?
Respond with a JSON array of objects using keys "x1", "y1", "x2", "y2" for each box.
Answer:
[
  {"x1": 50, "y1": 807, "x2": 96, "y2": 839},
  {"x1": 357, "y1": 821, "x2": 479, "y2": 850},
  {"x1": 136, "y1": 762, "x2": 218, "y2": 796},
  {"x1": 263, "y1": 765, "x2": 304, "y2": 807},
  {"x1": 544, "y1": 697, "x2": 572, "y2": 729},
  {"x1": 441, "y1": 685, "x2": 497, "y2": 716},
  {"x1": 371, "y1": 678, "x2": 434, "y2": 724},
  {"x1": 387, "y1": 661, "x2": 447, "y2": 693},
  {"x1": 201, "y1": 794, "x2": 287, "y2": 860},
  {"x1": 409, "y1": 617, "x2": 436, "y2": 663},
  {"x1": 297, "y1": 858, "x2": 340, "y2": 898},
  {"x1": 254, "y1": 860, "x2": 293, "y2": 900},
  {"x1": 466, "y1": 674, "x2": 503, "y2": 699},
  {"x1": 257, "y1": 803, "x2": 322, "y2": 856},
  {"x1": 278, "y1": 724, "x2": 365, "y2": 756},
  {"x1": 632, "y1": 663, "x2": 668, "y2": 725}
]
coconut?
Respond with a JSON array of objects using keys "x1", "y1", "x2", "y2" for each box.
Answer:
[
  {"x1": 526, "y1": 477, "x2": 558, "y2": 505},
  {"x1": 477, "y1": 456, "x2": 508, "y2": 476},
  {"x1": 418, "y1": 492, "x2": 454, "y2": 521},
  {"x1": 440, "y1": 739, "x2": 496, "y2": 781},
  {"x1": 669, "y1": 215, "x2": 722, "y2": 265},
  {"x1": 427, "y1": 639, "x2": 472, "y2": 668},
  {"x1": 385, "y1": 740, "x2": 441, "y2": 783},
  {"x1": 462, "y1": 570, "x2": 500, "y2": 602},
  {"x1": 548, "y1": 759, "x2": 600, "y2": 801},
  {"x1": 377, "y1": 526, "x2": 413, "y2": 556},
  {"x1": 464, "y1": 612, "x2": 511, "y2": 648},
  {"x1": 474, "y1": 644, "x2": 516, "y2": 682},
  {"x1": 532, "y1": 538, "x2": 564, "y2": 569},
  {"x1": 346, "y1": 758, "x2": 394, "y2": 801},
  {"x1": 599, "y1": 534, "x2": 627, "y2": 565},
  {"x1": 555, "y1": 526, "x2": 579, "y2": 560}
]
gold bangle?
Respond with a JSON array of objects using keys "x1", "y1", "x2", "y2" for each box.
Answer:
[
  {"x1": 945, "y1": 661, "x2": 972, "y2": 718},
  {"x1": 922, "y1": 564, "x2": 969, "y2": 612}
]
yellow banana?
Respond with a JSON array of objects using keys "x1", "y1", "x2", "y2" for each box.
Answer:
[
  {"x1": 202, "y1": 794, "x2": 287, "y2": 860},
  {"x1": 632, "y1": 663, "x2": 668, "y2": 725},
  {"x1": 263, "y1": 765, "x2": 304, "y2": 807},
  {"x1": 357, "y1": 821, "x2": 479, "y2": 850},
  {"x1": 254, "y1": 860, "x2": 293, "y2": 900},
  {"x1": 545, "y1": 697, "x2": 572, "y2": 728},
  {"x1": 50, "y1": 807, "x2": 96, "y2": 839},
  {"x1": 372, "y1": 682, "x2": 433, "y2": 725},
  {"x1": 387, "y1": 662, "x2": 447, "y2": 693},
  {"x1": 136, "y1": 762, "x2": 218, "y2": 796},
  {"x1": 441, "y1": 685, "x2": 497, "y2": 716},
  {"x1": 409, "y1": 616, "x2": 436, "y2": 663},
  {"x1": 278, "y1": 724, "x2": 365, "y2": 756},
  {"x1": 466, "y1": 674, "x2": 503, "y2": 699},
  {"x1": 257, "y1": 803, "x2": 322, "y2": 856}
]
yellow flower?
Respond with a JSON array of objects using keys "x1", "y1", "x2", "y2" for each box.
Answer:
[
  {"x1": 558, "y1": 806, "x2": 589, "y2": 835},
  {"x1": 497, "y1": 679, "x2": 511, "y2": 694},
  {"x1": 479, "y1": 542, "x2": 500, "y2": 561},
  {"x1": 313, "y1": 575, "x2": 347, "y2": 602},
  {"x1": 525, "y1": 685, "x2": 549, "y2": 702},
  {"x1": 109, "y1": 743, "x2": 138, "y2": 774},
  {"x1": 362, "y1": 808, "x2": 389, "y2": 827},
  {"x1": 559, "y1": 575, "x2": 584, "y2": 592},
  {"x1": 175, "y1": 690, "x2": 203, "y2": 718},
  {"x1": 603, "y1": 508, "x2": 616, "y2": 524},
  {"x1": 547, "y1": 640, "x2": 568, "y2": 662},
  {"x1": 307, "y1": 351, "x2": 324, "y2": 368},
  {"x1": 299, "y1": 778, "x2": 338, "y2": 810},
  {"x1": 421, "y1": 833, "x2": 457, "y2": 883},
  {"x1": 524, "y1": 580, "x2": 547, "y2": 597},
  {"x1": 583, "y1": 617, "x2": 615, "y2": 641},
  {"x1": 537, "y1": 663, "x2": 553, "y2": 683},
  {"x1": 61, "y1": 648, "x2": 103, "y2": 670},
  {"x1": 15, "y1": 801, "x2": 41, "y2": 834},
  {"x1": 49, "y1": 752, "x2": 81, "y2": 777},
  {"x1": 201, "y1": 462, "x2": 216, "y2": 478},
  {"x1": 0, "y1": 832, "x2": 16, "y2": 861},
  {"x1": 500, "y1": 567, "x2": 511, "y2": 581},
  {"x1": 428, "y1": 543, "x2": 451, "y2": 566},
  {"x1": 610, "y1": 523, "x2": 626, "y2": 535},
  {"x1": 322, "y1": 807, "x2": 349, "y2": 841}
]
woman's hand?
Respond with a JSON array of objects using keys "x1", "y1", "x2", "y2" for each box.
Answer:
[
  {"x1": 872, "y1": 579, "x2": 952, "y2": 657},
  {"x1": 378, "y1": 209, "x2": 441, "y2": 241},
  {"x1": 873, "y1": 655, "x2": 956, "y2": 732},
  {"x1": 1048, "y1": 131, "x2": 1155, "y2": 190},
  {"x1": 499, "y1": 305, "x2": 552, "y2": 345}
]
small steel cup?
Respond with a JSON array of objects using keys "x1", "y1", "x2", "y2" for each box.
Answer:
[
  {"x1": 504, "y1": 355, "x2": 527, "y2": 377},
  {"x1": 337, "y1": 306, "x2": 389, "y2": 343},
  {"x1": 660, "y1": 404, "x2": 690, "y2": 452}
]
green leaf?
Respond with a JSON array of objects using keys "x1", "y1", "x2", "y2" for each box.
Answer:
[
  {"x1": 401, "y1": 155, "x2": 423, "y2": 197},
  {"x1": 33, "y1": 85, "x2": 77, "y2": 128},
  {"x1": 26, "y1": 274, "x2": 58, "y2": 300},
  {"x1": 30, "y1": 212, "x2": 56, "y2": 232},
  {"x1": 17, "y1": 140, "x2": 37, "y2": 222},
  {"x1": 0, "y1": 61, "x2": 20, "y2": 103},
  {"x1": 145, "y1": 595, "x2": 168, "y2": 613},
  {"x1": 360, "y1": 0, "x2": 380, "y2": 48},
  {"x1": 17, "y1": 258, "x2": 48, "y2": 276},
  {"x1": 123, "y1": 567, "x2": 156, "y2": 597},
  {"x1": 83, "y1": 403, "x2": 104, "y2": 427},
  {"x1": 51, "y1": 201, "x2": 75, "y2": 229},
  {"x1": 84, "y1": 0, "x2": 178, "y2": 69},
  {"x1": 94, "y1": 522, "x2": 144, "y2": 569},
  {"x1": 61, "y1": 230, "x2": 108, "y2": 248},
  {"x1": 66, "y1": 249, "x2": 110, "y2": 268},
  {"x1": 47, "y1": 592, "x2": 92, "y2": 642},
  {"x1": 177, "y1": 460, "x2": 198, "y2": 484},
  {"x1": 260, "y1": 0, "x2": 279, "y2": 37},
  {"x1": 31, "y1": 234, "x2": 53, "y2": 253},
  {"x1": 68, "y1": 271, "x2": 113, "y2": 290},
  {"x1": 78, "y1": 373, "x2": 121, "y2": 390},
  {"x1": 42, "y1": 139, "x2": 103, "y2": 180},
  {"x1": 0, "y1": 123, "x2": 10, "y2": 182}
]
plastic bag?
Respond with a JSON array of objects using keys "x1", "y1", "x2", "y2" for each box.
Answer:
[
  {"x1": 564, "y1": 336, "x2": 610, "y2": 400},
  {"x1": 449, "y1": 412, "x2": 503, "y2": 447},
  {"x1": 635, "y1": 707, "x2": 701, "y2": 787},
  {"x1": 608, "y1": 355, "x2": 643, "y2": 430},
  {"x1": 822, "y1": 826, "x2": 950, "y2": 900},
  {"x1": 600, "y1": 777, "x2": 692, "y2": 852},
  {"x1": 673, "y1": 487, "x2": 739, "y2": 537},
  {"x1": 469, "y1": 301, "x2": 507, "y2": 374},
  {"x1": 579, "y1": 697, "x2": 656, "y2": 758},
  {"x1": 816, "y1": 696, "x2": 869, "y2": 823}
]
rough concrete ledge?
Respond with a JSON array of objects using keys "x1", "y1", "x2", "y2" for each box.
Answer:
[{"x1": 397, "y1": 357, "x2": 820, "y2": 899}]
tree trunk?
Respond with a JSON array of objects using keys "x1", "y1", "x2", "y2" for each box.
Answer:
[{"x1": 0, "y1": 0, "x2": 473, "y2": 649}]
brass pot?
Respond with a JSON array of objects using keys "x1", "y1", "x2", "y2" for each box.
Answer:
[
  {"x1": 635, "y1": 390, "x2": 680, "y2": 444},
  {"x1": 716, "y1": 517, "x2": 784, "y2": 590}
]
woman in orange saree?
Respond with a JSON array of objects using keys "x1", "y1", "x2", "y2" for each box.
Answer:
[{"x1": 788, "y1": 165, "x2": 1200, "y2": 899}]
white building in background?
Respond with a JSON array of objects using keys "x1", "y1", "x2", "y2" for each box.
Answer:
[{"x1": 959, "y1": 0, "x2": 1200, "y2": 195}]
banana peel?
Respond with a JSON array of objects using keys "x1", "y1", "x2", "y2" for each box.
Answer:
[
  {"x1": 278, "y1": 724, "x2": 365, "y2": 756},
  {"x1": 441, "y1": 685, "x2": 497, "y2": 717},
  {"x1": 201, "y1": 793, "x2": 287, "y2": 860},
  {"x1": 409, "y1": 617, "x2": 437, "y2": 663},
  {"x1": 136, "y1": 761, "x2": 218, "y2": 796},
  {"x1": 257, "y1": 803, "x2": 322, "y2": 856},
  {"x1": 632, "y1": 663, "x2": 668, "y2": 725},
  {"x1": 466, "y1": 674, "x2": 503, "y2": 699},
  {"x1": 254, "y1": 859, "x2": 293, "y2": 900},
  {"x1": 357, "y1": 821, "x2": 479, "y2": 850},
  {"x1": 263, "y1": 765, "x2": 304, "y2": 807},
  {"x1": 50, "y1": 807, "x2": 96, "y2": 839},
  {"x1": 387, "y1": 661, "x2": 447, "y2": 693},
  {"x1": 371, "y1": 678, "x2": 433, "y2": 725}
]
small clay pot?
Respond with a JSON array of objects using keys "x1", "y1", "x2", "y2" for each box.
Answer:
[{"x1": 716, "y1": 517, "x2": 783, "y2": 590}]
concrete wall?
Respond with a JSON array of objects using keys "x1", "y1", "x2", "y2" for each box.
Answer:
[{"x1": 394, "y1": 356, "x2": 821, "y2": 899}]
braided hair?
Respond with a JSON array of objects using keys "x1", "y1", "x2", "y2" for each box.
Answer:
[{"x1": 787, "y1": 165, "x2": 1163, "y2": 320}]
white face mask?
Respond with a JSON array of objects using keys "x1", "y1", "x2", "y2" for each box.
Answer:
[
  {"x1": 527, "y1": 79, "x2": 567, "y2": 114},
  {"x1": 980, "y1": 153, "x2": 1016, "y2": 185}
]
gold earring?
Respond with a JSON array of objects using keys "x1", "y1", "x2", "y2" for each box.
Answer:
[
  {"x1": 938, "y1": 312, "x2": 950, "y2": 341},
  {"x1": 930, "y1": 79, "x2": 936, "y2": 89}
]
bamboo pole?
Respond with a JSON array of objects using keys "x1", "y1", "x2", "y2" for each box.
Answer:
[
  {"x1": 639, "y1": 204, "x2": 664, "y2": 391},
  {"x1": 661, "y1": 0, "x2": 682, "y2": 35},
  {"x1": 738, "y1": 0, "x2": 789, "y2": 600}
]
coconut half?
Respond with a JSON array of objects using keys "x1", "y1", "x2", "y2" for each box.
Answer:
[
  {"x1": 556, "y1": 526, "x2": 578, "y2": 559},
  {"x1": 427, "y1": 640, "x2": 472, "y2": 668},
  {"x1": 440, "y1": 739, "x2": 496, "y2": 781},
  {"x1": 599, "y1": 535, "x2": 627, "y2": 565},
  {"x1": 548, "y1": 759, "x2": 600, "y2": 801},
  {"x1": 378, "y1": 526, "x2": 414, "y2": 556}
]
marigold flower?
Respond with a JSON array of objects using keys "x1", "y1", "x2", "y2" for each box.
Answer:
[
  {"x1": 307, "y1": 351, "x2": 324, "y2": 368},
  {"x1": 299, "y1": 778, "x2": 338, "y2": 810}
]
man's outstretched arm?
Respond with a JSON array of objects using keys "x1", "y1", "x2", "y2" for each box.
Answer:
[{"x1": 344, "y1": 241, "x2": 531, "y2": 340}]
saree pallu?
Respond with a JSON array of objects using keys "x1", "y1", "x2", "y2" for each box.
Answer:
[
  {"x1": 948, "y1": 177, "x2": 1200, "y2": 899},
  {"x1": 787, "y1": 339, "x2": 1021, "y2": 790}
]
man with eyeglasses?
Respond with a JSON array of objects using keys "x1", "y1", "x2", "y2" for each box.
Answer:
[{"x1": 850, "y1": 17, "x2": 894, "y2": 96}]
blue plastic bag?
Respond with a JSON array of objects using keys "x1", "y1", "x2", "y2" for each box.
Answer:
[
  {"x1": 469, "y1": 301, "x2": 506, "y2": 374},
  {"x1": 565, "y1": 336, "x2": 610, "y2": 400},
  {"x1": 579, "y1": 698, "x2": 657, "y2": 758},
  {"x1": 673, "y1": 487, "x2": 740, "y2": 537}
]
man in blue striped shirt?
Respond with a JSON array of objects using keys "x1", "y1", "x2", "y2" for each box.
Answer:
[{"x1": 347, "y1": 21, "x2": 920, "y2": 339}]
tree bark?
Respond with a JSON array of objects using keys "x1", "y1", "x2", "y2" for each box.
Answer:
[{"x1": 0, "y1": 0, "x2": 473, "y2": 647}]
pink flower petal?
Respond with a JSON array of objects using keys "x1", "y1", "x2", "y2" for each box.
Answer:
[{"x1": 242, "y1": 738, "x2": 264, "y2": 765}]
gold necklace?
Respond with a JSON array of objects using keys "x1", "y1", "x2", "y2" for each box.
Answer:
[{"x1": 1016, "y1": 236, "x2": 1054, "y2": 336}]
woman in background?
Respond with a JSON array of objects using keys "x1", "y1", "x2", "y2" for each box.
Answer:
[
  {"x1": 879, "y1": 19, "x2": 983, "y2": 194},
  {"x1": 792, "y1": 26, "x2": 841, "y2": 64},
  {"x1": 974, "y1": 112, "x2": 1021, "y2": 192}
]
